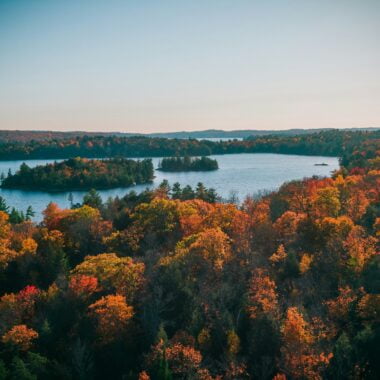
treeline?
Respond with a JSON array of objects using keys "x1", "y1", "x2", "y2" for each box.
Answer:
[
  {"x1": 0, "y1": 128, "x2": 378, "y2": 144},
  {"x1": 0, "y1": 197, "x2": 35, "y2": 224},
  {"x1": 0, "y1": 131, "x2": 130, "y2": 144},
  {"x1": 0, "y1": 135, "x2": 379, "y2": 379},
  {"x1": 0, "y1": 130, "x2": 379, "y2": 160},
  {"x1": 1, "y1": 157, "x2": 154, "y2": 191},
  {"x1": 158, "y1": 156, "x2": 218, "y2": 172},
  {"x1": 0, "y1": 136, "x2": 213, "y2": 160},
  {"x1": 166, "y1": 181, "x2": 218, "y2": 203}
]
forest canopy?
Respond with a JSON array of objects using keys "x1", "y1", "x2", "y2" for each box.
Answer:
[
  {"x1": 0, "y1": 132, "x2": 378, "y2": 379},
  {"x1": 1, "y1": 157, "x2": 154, "y2": 191}
]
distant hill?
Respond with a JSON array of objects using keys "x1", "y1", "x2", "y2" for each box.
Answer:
[
  {"x1": 149, "y1": 127, "x2": 379, "y2": 139},
  {"x1": 0, "y1": 127, "x2": 378, "y2": 143}
]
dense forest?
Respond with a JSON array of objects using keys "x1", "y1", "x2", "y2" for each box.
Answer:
[
  {"x1": 0, "y1": 130, "x2": 379, "y2": 160},
  {"x1": 1, "y1": 158, "x2": 154, "y2": 191},
  {"x1": 158, "y1": 157, "x2": 219, "y2": 172},
  {"x1": 0, "y1": 133, "x2": 379, "y2": 379}
]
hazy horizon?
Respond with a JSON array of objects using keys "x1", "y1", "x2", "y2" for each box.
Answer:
[
  {"x1": 1, "y1": 0, "x2": 379, "y2": 133},
  {"x1": 0, "y1": 126, "x2": 379, "y2": 135}
]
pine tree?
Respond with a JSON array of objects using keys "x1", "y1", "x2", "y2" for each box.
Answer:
[
  {"x1": 83, "y1": 189, "x2": 102, "y2": 209},
  {"x1": 26, "y1": 206, "x2": 35, "y2": 220},
  {"x1": 0, "y1": 196, "x2": 9, "y2": 213}
]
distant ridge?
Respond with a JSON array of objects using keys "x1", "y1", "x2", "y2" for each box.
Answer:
[
  {"x1": 148, "y1": 127, "x2": 379, "y2": 139},
  {"x1": 0, "y1": 127, "x2": 378, "y2": 143}
]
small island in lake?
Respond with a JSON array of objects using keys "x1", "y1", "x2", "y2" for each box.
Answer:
[
  {"x1": 158, "y1": 156, "x2": 219, "y2": 172},
  {"x1": 1, "y1": 157, "x2": 154, "y2": 191}
]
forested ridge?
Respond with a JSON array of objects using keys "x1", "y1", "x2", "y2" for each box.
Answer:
[
  {"x1": 0, "y1": 129, "x2": 378, "y2": 160},
  {"x1": 1, "y1": 158, "x2": 154, "y2": 191},
  {"x1": 0, "y1": 134, "x2": 378, "y2": 379}
]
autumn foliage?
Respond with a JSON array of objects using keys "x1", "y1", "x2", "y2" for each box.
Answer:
[
  {"x1": 2, "y1": 324, "x2": 38, "y2": 350},
  {"x1": 0, "y1": 131, "x2": 379, "y2": 378},
  {"x1": 88, "y1": 294, "x2": 134, "y2": 343}
]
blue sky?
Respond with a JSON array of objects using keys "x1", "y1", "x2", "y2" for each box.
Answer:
[{"x1": 0, "y1": 0, "x2": 379, "y2": 132}]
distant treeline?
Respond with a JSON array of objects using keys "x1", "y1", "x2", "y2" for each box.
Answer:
[
  {"x1": 158, "y1": 156, "x2": 218, "y2": 172},
  {"x1": 1, "y1": 157, "x2": 154, "y2": 190},
  {"x1": 0, "y1": 130, "x2": 130, "y2": 144},
  {"x1": 0, "y1": 130, "x2": 379, "y2": 160},
  {"x1": 0, "y1": 127, "x2": 378, "y2": 143}
]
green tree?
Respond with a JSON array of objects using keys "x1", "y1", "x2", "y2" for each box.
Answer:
[
  {"x1": 0, "y1": 196, "x2": 9, "y2": 213},
  {"x1": 9, "y1": 208, "x2": 25, "y2": 224},
  {"x1": 181, "y1": 185, "x2": 195, "y2": 200},
  {"x1": 26, "y1": 206, "x2": 35, "y2": 220},
  {"x1": 157, "y1": 180, "x2": 171, "y2": 198},
  {"x1": 171, "y1": 182, "x2": 182, "y2": 199},
  {"x1": 83, "y1": 189, "x2": 102, "y2": 209}
]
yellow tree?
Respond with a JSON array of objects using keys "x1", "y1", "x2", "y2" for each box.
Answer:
[
  {"x1": 0, "y1": 211, "x2": 17, "y2": 268},
  {"x1": 72, "y1": 253, "x2": 145, "y2": 301},
  {"x1": 313, "y1": 187, "x2": 341, "y2": 218},
  {"x1": 132, "y1": 198, "x2": 180, "y2": 236},
  {"x1": 343, "y1": 226, "x2": 377, "y2": 271},
  {"x1": 88, "y1": 294, "x2": 133, "y2": 344},
  {"x1": 163, "y1": 227, "x2": 231, "y2": 271}
]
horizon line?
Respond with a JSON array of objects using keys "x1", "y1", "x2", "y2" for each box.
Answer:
[{"x1": 1, "y1": 126, "x2": 379, "y2": 135}]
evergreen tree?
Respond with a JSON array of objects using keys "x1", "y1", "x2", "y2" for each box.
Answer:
[
  {"x1": 196, "y1": 182, "x2": 207, "y2": 199},
  {"x1": 26, "y1": 206, "x2": 35, "y2": 220},
  {"x1": 83, "y1": 189, "x2": 102, "y2": 209},
  {"x1": 171, "y1": 182, "x2": 182, "y2": 199},
  {"x1": 9, "y1": 208, "x2": 25, "y2": 224},
  {"x1": 0, "y1": 196, "x2": 9, "y2": 213},
  {"x1": 157, "y1": 180, "x2": 171, "y2": 197}
]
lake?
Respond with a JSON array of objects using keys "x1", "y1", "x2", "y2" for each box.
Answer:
[{"x1": 0, "y1": 153, "x2": 339, "y2": 221}]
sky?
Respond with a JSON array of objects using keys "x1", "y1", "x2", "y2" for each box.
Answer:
[{"x1": 0, "y1": 0, "x2": 379, "y2": 133}]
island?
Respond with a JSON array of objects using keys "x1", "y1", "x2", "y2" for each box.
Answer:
[
  {"x1": 1, "y1": 157, "x2": 154, "y2": 191},
  {"x1": 157, "y1": 156, "x2": 219, "y2": 172}
]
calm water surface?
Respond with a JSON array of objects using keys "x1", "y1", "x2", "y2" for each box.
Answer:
[{"x1": 0, "y1": 154, "x2": 339, "y2": 221}]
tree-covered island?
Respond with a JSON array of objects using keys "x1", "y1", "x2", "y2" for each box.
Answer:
[
  {"x1": 158, "y1": 156, "x2": 219, "y2": 171},
  {"x1": 1, "y1": 157, "x2": 154, "y2": 191}
]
